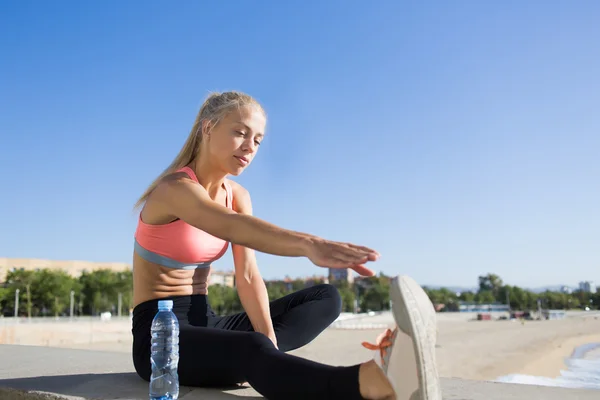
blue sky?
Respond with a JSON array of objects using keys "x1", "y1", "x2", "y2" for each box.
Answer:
[{"x1": 1, "y1": 1, "x2": 598, "y2": 289}]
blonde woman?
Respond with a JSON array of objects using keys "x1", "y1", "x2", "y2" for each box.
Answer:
[{"x1": 131, "y1": 91, "x2": 441, "y2": 400}]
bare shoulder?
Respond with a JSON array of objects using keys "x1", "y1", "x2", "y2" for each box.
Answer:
[
  {"x1": 141, "y1": 171, "x2": 204, "y2": 224},
  {"x1": 227, "y1": 179, "x2": 252, "y2": 213},
  {"x1": 154, "y1": 171, "x2": 201, "y2": 197},
  {"x1": 161, "y1": 170, "x2": 197, "y2": 187},
  {"x1": 227, "y1": 179, "x2": 249, "y2": 198}
]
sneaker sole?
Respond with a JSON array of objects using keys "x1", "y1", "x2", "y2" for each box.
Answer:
[{"x1": 391, "y1": 275, "x2": 442, "y2": 400}]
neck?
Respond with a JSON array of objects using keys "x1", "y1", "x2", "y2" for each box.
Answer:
[{"x1": 189, "y1": 157, "x2": 228, "y2": 198}]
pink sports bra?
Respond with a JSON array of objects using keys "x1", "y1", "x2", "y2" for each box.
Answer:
[{"x1": 133, "y1": 167, "x2": 232, "y2": 270}]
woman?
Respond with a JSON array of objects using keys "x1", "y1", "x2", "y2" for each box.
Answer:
[{"x1": 131, "y1": 91, "x2": 441, "y2": 400}]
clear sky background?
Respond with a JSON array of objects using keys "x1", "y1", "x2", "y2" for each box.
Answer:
[{"x1": 1, "y1": 1, "x2": 598, "y2": 289}]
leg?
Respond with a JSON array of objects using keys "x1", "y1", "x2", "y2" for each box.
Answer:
[
  {"x1": 134, "y1": 320, "x2": 367, "y2": 400},
  {"x1": 360, "y1": 276, "x2": 442, "y2": 400},
  {"x1": 211, "y1": 283, "x2": 342, "y2": 351}
]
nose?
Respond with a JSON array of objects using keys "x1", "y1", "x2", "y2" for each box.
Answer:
[{"x1": 241, "y1": 137, "x2": 258, "y2": 153}]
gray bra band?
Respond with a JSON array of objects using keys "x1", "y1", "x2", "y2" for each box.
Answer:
[{"x1": 134, "y1": 239, "x2": 211, "y2": 270}]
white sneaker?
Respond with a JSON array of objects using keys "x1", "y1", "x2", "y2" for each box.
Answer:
[{"x1": 362, "y1": 275, "x2": 442, "y2": 400}]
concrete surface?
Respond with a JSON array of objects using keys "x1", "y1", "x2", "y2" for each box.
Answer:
[
  {"x1": 1, "y1": 344, "x2": 599, "y2": 399},
  {"x1": 0, "y1": 387, "x2": 67, "y2": 400}
]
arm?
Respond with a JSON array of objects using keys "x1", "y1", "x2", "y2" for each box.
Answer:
[
  {"x1": 230, "y1": 183, "x2": 277, "y2": 347},
  {"x1": 151, "y1": 173, "x2": 379, "y2": 272},
  {"x1": 154, "y1": 174, "x2": 313, "y2": 257}
]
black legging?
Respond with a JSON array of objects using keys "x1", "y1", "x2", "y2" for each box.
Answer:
[{"x1": 132, "y1": 283, "x2": 364, "y2": 400}]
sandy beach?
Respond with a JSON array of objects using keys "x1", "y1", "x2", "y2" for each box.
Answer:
[
  {"x1": 431, "y1": 312, "x2": 600, "y2": 380},
  {"x1": 9, "y1": 310, "x2": 598, "y2": 383}
]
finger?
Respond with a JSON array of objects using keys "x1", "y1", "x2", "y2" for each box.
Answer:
[
  {"x1": 336, "y1": 247, "x2": 378, "y2": 263},
  {"x1": 322, "y1": 259, "x2": 356, "y2": 269},
  {"x1": 325, "y1": 252, "x2": 373, "y2": 269},
  {"x1": 350, "y1": 265, "x2": 376, "y2": 277},
  {"x1": 332, "y1": 250, "x2": 369, "y2": 264},
  {"x1": 333, "y1": 242, "x2": 379, "y2": 258},
  {"x1": 347, "y1": 244, "x2": 380, "y2": 258}
]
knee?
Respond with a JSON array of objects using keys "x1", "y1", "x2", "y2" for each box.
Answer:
[
  {"x1": 315, "y1": 283, "x2": 342, "y2": 320},
  {"x1": 245, "y1": 332, "x2": 276, "y2": 352},
  {"x1": 241, "y1": 331, "x2": 277, "y2": 361}
]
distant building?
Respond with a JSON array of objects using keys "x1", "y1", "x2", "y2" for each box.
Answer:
[
  {"x1": 0, "y1": 257, "x2": 131, "y2": 283},
  {"x1": 561, "y1": 286, "x2": 573, "y2": 294},
  {"x1": 458, "y1": 301, "x2": 510, "y2": 313},
  {"x1": 328, "y1": 268, "x2": 354, "y2": 284},
  {"x1": 543, "y1": 310, "x2": 566, "y2": 320},
  {"x1": 209, "y1": 270, "x2": 235, "y2": 287},
  {"x1": 579, "y1": 281, "x2": 597, "y2": 293},
  {"x1": 265, "y1": 274, "x2": 329, "y2": 291}
]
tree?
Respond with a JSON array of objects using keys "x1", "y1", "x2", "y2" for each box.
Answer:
[
  {"x1": 501, "y1": 285, "x2": 526, "y2": 310},
  {"x1": 337, "y1": 286, "x2": 355, "y2": 312},
  {"x1": 114, "y1": 270, "x2": 133, "y2": 314},
  {"x1": 291, "y1": 279, "x2": 306, "y2": 291},
  {"x1": 478, "y1": 274, "x2": 503, "y2": 297},
  {"x1": 591, "y1": 291, "x2": 599, "y2": 309},
  {"x1": 458, "y1": 291, "x2": 476, "y2": 303},
  {"x1": 79, "y1": 269, "x2": 121, "y2": 315},
  {"x1": 423, "y1": 287, "x2": 459, "y2": 310},
  {"x1": 475, "y1": 290, "x2": 495, "y2": 304},
  {"x1": 208, "y1": 284, "x2": 242, "y2": 315},
  {"x1": 3, "y1": 269, "x2": 36, "y2": 316},
  {"x1": 265, "y1": 281, "x2": 288, "y2": 301},
  {"x1": 572, "y1": 289, "x2": 592, "y2": 310},
  {"x1": 360, "y1": 284, "x2": 389, "y2": 312},
  {"x1": 33, "y1": 269, "x2": 78, "y2": 317}
]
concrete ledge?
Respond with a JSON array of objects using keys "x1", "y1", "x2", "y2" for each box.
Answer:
[
  {"x1": 2, "y1": 345, "x2": 598, "y2": 399},
  {"x1": 0, "y1": 387, "x2": 70, "y2": 400}
]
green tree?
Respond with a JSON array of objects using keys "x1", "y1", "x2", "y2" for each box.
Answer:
[
  {"x1": 502, "y1": 285, "x2": 526, "y2": 310},
  {"x1": 591, "y1": 291, "x2": 599, "y2": 309},
  {"x1": 458, "y1": 291, "x2": 476, "y2": 303},
  {"x1": 0, "y1": 287, "x2": 7, "y2": 304},
  {"x1": 567, "y1": 295, "x2": 581, "y2": 309},
  {"x1": 79, "y1": 269, "x2": 122, "y2": 315},
  {"x1": 423, "y1": 288, "x2": 459, "y2": 311},
  {"x1": 114, "y1": 270, "x2": 133, "y2": 314},
  {"x1": 475, "y1": 290, "x2": 495, "y2": 304},
  {"x1": 208, "y1": 284, "x2": 242, "y2": 314},
  {"x1": 33, "y1": 269, "x2": 79, "y2": 317},
  {"x1": 360, "y1": 284, "x2": 389, "y2": 312},
  {"x1": 478, "y1": 273, "x2": 503, "y2": 298},
  {"x1": 573, "y1": 289, "x2": 592, "y2": 310},
  {"x1": 3, "y1": 269, "x2": 36, "y2": 316},
  {"x1": 337, "y1": 286, "x2": 355, "y2": 312},
  {"x1": 265, "y1": 281, "x2": 289, "y2": 300},
  {"x1": 291, "y1": 278, "x2": 306, "y2": 292}
]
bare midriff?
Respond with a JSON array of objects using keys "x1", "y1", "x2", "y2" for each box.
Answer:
[{"x1": 132, "y1": 251, "x2": 211, "y2": 307}]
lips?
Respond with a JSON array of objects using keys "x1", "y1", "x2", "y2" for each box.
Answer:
[{"x1": 234, "y1": 156, "x2": 249, "y2": 166}]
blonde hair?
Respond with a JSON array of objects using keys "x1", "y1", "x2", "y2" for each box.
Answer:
[{"x1": 133, "y1": 91, "x2": 265, "y2": 210}]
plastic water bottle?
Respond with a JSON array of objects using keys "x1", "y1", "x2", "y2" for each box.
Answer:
[{"x1": 150, "y1": 300, "x2": 180, "y2": 400}]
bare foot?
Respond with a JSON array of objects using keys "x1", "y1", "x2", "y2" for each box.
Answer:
[{"x1": 358, "y1": 360, "x2": 395, "y2": 399}]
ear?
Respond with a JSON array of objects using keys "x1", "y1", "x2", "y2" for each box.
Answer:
[{"x1": 201, "y1": 120, "x2": 212, "y2": 137}]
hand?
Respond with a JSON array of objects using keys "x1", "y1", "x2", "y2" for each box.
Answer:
[{"x1": 305, "y1": 237, "x2": 379, "y2": 277}]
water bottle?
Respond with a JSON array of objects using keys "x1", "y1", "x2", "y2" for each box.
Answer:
[{"x1": 150, "y1": 300, "x2": 180, "y2": 400}]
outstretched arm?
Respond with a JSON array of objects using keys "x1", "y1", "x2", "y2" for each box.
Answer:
[
  {"x1": 152, "y1": 172, "x2": 379, "y2": 275},
  {"x1": 155, "y1": 174, "x2": 311, "y2": 257},
  {"x1": 230, "y1": 183, "x2": 277, "y2": 347}
]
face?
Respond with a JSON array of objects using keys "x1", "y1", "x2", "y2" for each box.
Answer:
[{"x1": 203, "y1": 105, "x2": 266, "y2": 176}]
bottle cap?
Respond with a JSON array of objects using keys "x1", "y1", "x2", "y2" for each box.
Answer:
[{"x1": 158, "y1": 300, "x2": 173, "y2": 310}]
